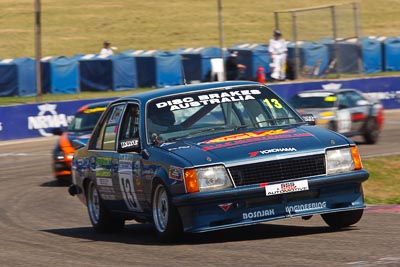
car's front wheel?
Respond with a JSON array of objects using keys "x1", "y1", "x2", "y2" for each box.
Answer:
[
  {"x1": 321, "y1": 209, "x2": 364, "y2": 229},
  {"x1": 87, "y1": 180, "x2": 125, "y2": 233},
  {"x1": 152, "y1": 182, "x2": 183, "y2": 241}
]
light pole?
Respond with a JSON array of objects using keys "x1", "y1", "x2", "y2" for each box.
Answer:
[
  {"x1": 217, "y1": 0, "x2": 225, "y2": 81},
  {"x1": 34, "y1": 0, "x2": 42, "y2": 102}
]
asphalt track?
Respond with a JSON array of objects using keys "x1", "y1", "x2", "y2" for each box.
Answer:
[{"x1": 0, "y1": 110, "x2": 399, "y2": 267}]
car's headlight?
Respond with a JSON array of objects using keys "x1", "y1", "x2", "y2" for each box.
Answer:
[
  {"x1": 184, "y1": 165, "x2": 233, "y2": 193},
  {"x1": 326, "y1": 146, "x2": 362, "y2": 174}
]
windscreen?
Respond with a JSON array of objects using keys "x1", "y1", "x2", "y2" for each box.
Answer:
[
  {"x1": 68, "y1": 107, "x2": 106, "y2": 132},
  {"x1": 290, "y1": 92, "x2": 337, "y2": 109},
  {"x1": 146, "y1": 85, "x2": 303, "y2": 144}
]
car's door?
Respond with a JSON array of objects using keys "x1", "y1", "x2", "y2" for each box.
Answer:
[
  {"x1": 114, "y1": 103, "x2": 144, "y2": 213},
  {"x1": 86, "y1": 103, "x2": 126, "y2": 210},
  {"x1": 335, "y1": 92, "x2": 352, "y2": 134},
  {"x1": 339, "y1": 91, "x2": 369, "y2": 133}
]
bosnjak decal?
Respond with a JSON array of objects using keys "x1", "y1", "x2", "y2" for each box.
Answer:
[{"x1": 242, "y1": 209, "x2": 275, "y2": 220}]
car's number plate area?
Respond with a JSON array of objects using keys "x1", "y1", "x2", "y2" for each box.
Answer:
[{"x1": 264, "y1": 180, "x2": 309, "y2": 196}]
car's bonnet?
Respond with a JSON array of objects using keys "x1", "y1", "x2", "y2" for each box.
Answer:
[{"x1": 157, "y1": 125, "x2": 351, "y2": 166}]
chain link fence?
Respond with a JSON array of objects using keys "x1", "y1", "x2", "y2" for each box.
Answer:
[{"x1": 273, "y1": 3, "x2": 362, "y2": 79}]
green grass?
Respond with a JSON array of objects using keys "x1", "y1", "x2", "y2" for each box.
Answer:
[
  {"x1": 363, "y1": 155, "x2": 400, "y2": 204},
  {"x1": 1, "y1": 0, "x2": 400, "y2": 58}
]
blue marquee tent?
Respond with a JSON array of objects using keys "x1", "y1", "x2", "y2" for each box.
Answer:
[
  {"x1": 111, "y1": 52, "x2": 138, "y2": 91},
  {"x1": 0, "y1": 58, "x2": 36, "y2": 96},
  {"x1": 361, "y1": 37, "x2": 383, "y2": 74},
  {"x1": 228, "y1": 43, "x2": 270, "y2": 80},
  {"x1": 41, "y1": 55, "x2": 83, "y2": 94},
  {"x1": 127, "y1": 50, "x2": 183, "y2": 88},
  {"x1": 79, "y1": 53, "x2": 137, "y2": 91},
  {"x1": 320, "y1": 38, "x2": 360, "y2": 74},
  {"x1": 79, "y1": 54, "x2": 113, "y2": 91},
  {"x1": 172, "y1": 46, "x2": 227, "y2": 83},
  {"x1": 302, "y1": 42, "x2": 329, "y2": 77},
  {"x1": 383, "y1": 37, "x2": 400, "y2": 71}
]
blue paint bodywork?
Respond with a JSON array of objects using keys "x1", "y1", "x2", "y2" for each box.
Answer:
[{"x1": 71, "y1": 81, "x2": 368, "y2": 235}]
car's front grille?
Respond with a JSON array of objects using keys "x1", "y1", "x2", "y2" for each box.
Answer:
[{"x1": 228, "y1": 154, "x2": 326, "y2": 187}]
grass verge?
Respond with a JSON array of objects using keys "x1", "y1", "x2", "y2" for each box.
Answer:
[{"x1": 363, "y1": 155, "x2": 400, "y2": 204}]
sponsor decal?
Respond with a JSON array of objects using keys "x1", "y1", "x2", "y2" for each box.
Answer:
[
  {"x1": 265, "y1": 180, "x2": 309, "y2": 196},
  {"x1": 285, "y1": 201, "x2": 327, "y2": 213},
  {"x1": 243, "y1": 209, "x2": 275, "y2": 220},
  {"x1": 119, "y1": 159, "x2": 143, "y2": 212},
  {"x1": 96, "y1": 177, "x2": 113, "y2": 187},
  {"x1": 83, "y1": 107, "x2": 106, "y2": 114},
  {"x1": 155, "y1": 89, "x2": 262, "y2": 111},
  {"x1": 322, "y1": 83, "x2": 342, "y2": 90},
  {"x1": 95, "y1": 157, "x2": 112, "y2": 177},
  {"x1": 249, "y1": 147, "x2": 297, "y2": 157},
  {"x1": 201, "y1": 130, "x2": 313, "y2": 151},
  {"x1": 201, "y1": 129, "x2": 289, "y2": 144},
  {"x1": 168, "y1": 145, "x2": 191, "y2": 151},
  {"x1": 218, "y1": 203, "x2": 232, "y2": 212},
  {"x1": 169, "y1": 166, "x2": 183, "y2": 181},
  {"x1": 27, "y1": 104, "x2": 74, "y2": 137},
  {"x1": 120, "y1": 139, "x2": 139, "y2": 149}
]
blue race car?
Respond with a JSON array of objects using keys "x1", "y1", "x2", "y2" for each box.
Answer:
[{"x1": 70, "y1": 81, "x2": 368, "y2": 241}]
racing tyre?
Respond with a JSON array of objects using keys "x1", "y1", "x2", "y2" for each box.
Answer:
[
  {"x1": 321, "y1": 209, "x2": 364, "y2": 229},
  {"x1": 363, "y1": 117, "x2": 379, "y2": 144},
  {"x1": 87, "y1": 181, "x2": 125, "y2": 233},
  {"x1": 152, "y1": 182, "x2": 183, "y2": 241}
]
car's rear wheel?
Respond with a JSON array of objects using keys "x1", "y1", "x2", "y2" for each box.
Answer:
[
  {"x1": 321, "y1": 209, "x2": 364, "y2": 229},
  {"x1": 152, "y1": 182, "x2": 183, "y2": 241},
  {"x1": 87, "y1": 180, "x2": 124, "y2": 233},
  {"x1": 364, "y1": 117, "x2": 379, "y2": 144}
]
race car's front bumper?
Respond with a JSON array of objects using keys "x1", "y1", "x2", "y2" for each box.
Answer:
[{"x1": 173, "y1": 170, "x2": 369, "y2": 233}]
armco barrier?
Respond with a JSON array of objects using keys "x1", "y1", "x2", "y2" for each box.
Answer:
[
  {"x1": 0, "y1": 76, "x2": 399, "y2": 141},
  {"x1": 0, "y1": 97, "x2": 116, "y2": 141}
]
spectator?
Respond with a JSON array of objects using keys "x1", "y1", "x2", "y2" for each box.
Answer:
[
  {"x1": 268, "y1": 29, "x2": 287, "y2": 81},
  {"x1": 225, "y1": 51, "x2": 246, "y2": 81},
  {"x1": 100, "y1": 40, "x2": 115, "y2": 56}
]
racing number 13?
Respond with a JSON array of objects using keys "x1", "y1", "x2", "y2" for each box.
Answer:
[
  {"x1": 263, "y1": 98, "x2": 282, "y2": 109},
  {"x1": 119, "y1": 173, "x2": 141, "y2": 212}
]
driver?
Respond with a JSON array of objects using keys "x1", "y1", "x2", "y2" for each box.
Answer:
[{"x1": 147, "y1": 105, "x2": 176, "y2": 142}]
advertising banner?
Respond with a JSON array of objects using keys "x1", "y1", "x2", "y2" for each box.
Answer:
[
  {"x1": 0, "y1": 76, "x2": 399, "y2": 141},
  {"x1": 269, "y1": 76, "x2": 400, "y2": 109},
  {"x1": 0, "y1": 98, "x2": 116, "y2": 141}
]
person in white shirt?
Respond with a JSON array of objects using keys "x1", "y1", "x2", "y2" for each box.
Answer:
[
  {"x1": 268, "y1": 30, "x2": 287, "y2": 81},
  {"x1": 100, "y1": 40, "x2": 114, "y2": 56}
]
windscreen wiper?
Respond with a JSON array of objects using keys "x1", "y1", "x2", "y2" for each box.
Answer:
[{"x1": 164, "y1": 126, "x2": 236, "y2": 142}]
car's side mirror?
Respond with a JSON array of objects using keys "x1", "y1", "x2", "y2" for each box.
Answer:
[
  {"x1": 118, "y1": 138, "x2": 141, "y2": 153},
  {"x1": 301, "y1": 114, "x2": 316, "y2": 125}
]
